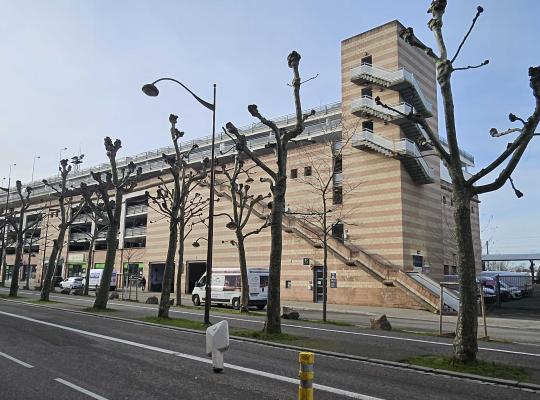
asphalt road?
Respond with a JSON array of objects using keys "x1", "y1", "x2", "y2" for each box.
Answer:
[
  {"x1": 1, "y1": 300, "x2": 539, "y2": 400},
  {"x1": 5, "y1": 287, "x2": 540, "y2": 346},
  {"x1": 4, "y1": 289, "x2": 540, "y2": 373}
]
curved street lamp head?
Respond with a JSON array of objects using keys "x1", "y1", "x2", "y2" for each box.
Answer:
[{"x1": 142, "y1": 83, "x2": 159, "y2": 97}]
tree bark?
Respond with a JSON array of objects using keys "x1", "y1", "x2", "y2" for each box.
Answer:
[
  {"x1": 264, "y1": 177, "x2": 286, "y2": 334},
  {"x1": 9, "y1": 226, "x2": 24, "y2": 297},
  {"x1": 93, "y1": 195, "x2": 122, "y2": 309},
  {"x1": 452, "y1": 185, "x2": 478, "y2": 362},
  {"x1": 322, "y1": 197, "x2": 328, "y2": 322},
  {"x1": 159, "y1": 214, "x2": 179, "y2": 318},
  {"x1": 40, "y1": 234, "x2": 63, "y2": 301},
  {"x1": 236, "y1": 234, "x2": 250, "y2": 312},
  {"x1": 93, "y1": 226, "x2": 115, "y2": 308},
  {"x1": 84, "y1": 238, "x2": 95, "y2": 296},
  {"x1": 176, "y1": 221, "x2": 185, "y2": 306}
]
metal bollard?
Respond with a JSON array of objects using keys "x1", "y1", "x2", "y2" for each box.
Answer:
[{"x1": 298, "y1": 352, "x2": 314, "y2": 400}]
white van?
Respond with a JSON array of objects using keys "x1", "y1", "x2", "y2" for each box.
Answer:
[
  {"x1": 191, "y1": 268, "x2": 269, "y2": 310},
  {"x1": 88, "y1": 269, "x2": 118, "y2": 291}
]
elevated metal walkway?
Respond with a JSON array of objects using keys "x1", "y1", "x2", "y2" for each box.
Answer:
[{"x1": 350, "y1": 63, "x2": 433, "y2": 117}]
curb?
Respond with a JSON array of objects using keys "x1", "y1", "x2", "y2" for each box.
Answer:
[{"x1": 1, "y1": 298, "x2": 540, "y2": 393}]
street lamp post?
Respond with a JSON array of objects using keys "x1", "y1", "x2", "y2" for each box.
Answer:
[
  {"x1": 142, "y1": 78, "x2": 216, "y2": 325},
  {"x1": 1, "y1": 163, "x2": 16, "y2": 286},
  {"x1": 24, "y1": 156, "x2": 40, "y2": 289}
]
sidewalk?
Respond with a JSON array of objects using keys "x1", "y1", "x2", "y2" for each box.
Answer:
[
  {"x1": 7, "y1": 280, "x2": 540, "y2": 332},
  {"x1": 123, "y1": 287, "x2": 540, "y2": 332}
]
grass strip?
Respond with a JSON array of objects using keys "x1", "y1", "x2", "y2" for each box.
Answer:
[
  {"x1": 0, "y1": 294, "x2": 25, "y2": 299},
  {"x1": 82, "y1": 307, "x2": 117, "y2": 313},
  {"x1": 299, "y1": 319, "x2": 354, "y2": 327},
  {"x1": 175, "y1": 304, "x2": 265, "y2": 316},
  {"x1": 141, "y1": 317, "x2": 304, "y2": 343},
  {"x1": 29, "y1": 299, "x2": 60, "y2": 304},
  {"x1": 406, "y1": 356, "x2": 530, "y2": 381}
]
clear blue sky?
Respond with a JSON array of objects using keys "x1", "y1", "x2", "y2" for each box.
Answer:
[{"x1": 0, "y1": 0, "x2": 538, "y2": 254}]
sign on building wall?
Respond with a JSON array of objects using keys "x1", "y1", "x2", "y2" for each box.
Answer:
[
  {"x1": 68, "y1": 253, "x2": 85, "y2": 262},
  {"x1": 330, "y1": 271, "x2": 337, "y2": 288},
  {"x1": 303, "y1": 258, "x2": 310, "y2": 266}
]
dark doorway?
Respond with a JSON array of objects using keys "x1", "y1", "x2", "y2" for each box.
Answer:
[
  {"x1": 361, "y1": 55, "x2": 372, "y2": 65},
  {"x1": 361, "y1": 87, "x2": 373, "y2": 98},
  {"x1": 313, "y1": 267, "x2": 324, "y2": 303},
  {"x1": 149, "y1": 263, "x2": 164, "y2": 292},
  {"x1": 362, "y1": 120, "x2": 374, "y2": 132},
  {"x1": 187, "y1": 261, "x2": 206, "y2": 294},
  {"x1": 148, "y1": 262, "x2": 174, "y2": 293}
]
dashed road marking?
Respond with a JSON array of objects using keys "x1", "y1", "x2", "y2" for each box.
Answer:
[
  {"x1": 54, "y1": 378, "x2": 109, "y2": 400},
  {"x1": 0, "y1": 351, "x2": 33, "y2": 368}
]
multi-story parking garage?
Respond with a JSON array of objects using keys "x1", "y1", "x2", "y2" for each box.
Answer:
[{"x1": 0, "y1": 21, "x2": 481, "y2": 310}]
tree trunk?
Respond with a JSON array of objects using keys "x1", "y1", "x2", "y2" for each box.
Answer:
[
  {"x1": 1, "y1": 251, "x2": 6, "y2": 287},
  {"x1": 264, "y1": 178, "x2": 285, "y2": 334},
  {"x1": 158, "y1": 217, "x2": 179, "y2": 318},
  {"x1": 93, "y1": 226, "x2": 116, "y2": 309},
  {"x1": 84, "y1": 241, "x2": 95, "y2": 296},
  {"x1": 452, "y1": 186, "x2": 478, "y2": 363},
  {"x1": 9, "y1": 231, "x2": 24, "y2": 297},
  {"x1": 176, "y1": 222, "x2": 185, "y2": 306},
  {"x1": 236, "y1": 234, "x2": 250, "y2": 313},
  {"x1": 322, "y1": 197, "x2": 328, "y2": 322},
  {"x1": 41, "y1": 233, "x2": 63, "y2": 301}
]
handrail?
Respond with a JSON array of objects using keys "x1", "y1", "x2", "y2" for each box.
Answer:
[
  {"x1": 1, "y1": 102, "x2": 343, "y2": 202},
  {"x1": 351, "y1": 63, "x2": 432, "y2": 114}
]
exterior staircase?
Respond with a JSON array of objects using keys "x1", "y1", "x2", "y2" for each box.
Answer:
[
  {"x1": 214, "y1": 182, "x2": 444, "y2": 312},
  {"x1": 352, "y1": 129, "x2": 435, "y2": 184},
  {"x1": 350, "y1": 63, "x2": 433, "y2": 117}
]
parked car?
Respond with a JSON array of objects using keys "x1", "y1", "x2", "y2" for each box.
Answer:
[
  {"x1": 53, "y1": 276, "x2": 64, "y2": 288},
  {"x1": 499, "y1": 281, "x2": 523, "y2": 299},
  {"x1": 60, "y1": 277, "x2": 84, "y2": 290}
]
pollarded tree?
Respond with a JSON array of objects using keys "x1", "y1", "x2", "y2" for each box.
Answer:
[
  {"x1": 40, "y1": 160, "x2": 84, "y2": 301},
  {"x1": 176, "y1": 188, "x2": 209, "y2": 307},
  {"x1": 72, "y1": 200, "x2": 108, "y2": 295},
  {"x1": 0, "y1": 181, "x2": 40, "y2": 297},
  {"x1": 376, "y1": 1, "x2": 540, "y2": 362},
  {"x1": 80, "y1": 137, "x2": 142, "y2": 310},
  {"x1": 215, "y1": 156, "x2": 271, "y2": 312},
  {"x1": 146, "y1": 114, "x2": 208, "y2": 318},
  {"x1": 225, "y1": 51, "x2": 315, "y2": 334}
]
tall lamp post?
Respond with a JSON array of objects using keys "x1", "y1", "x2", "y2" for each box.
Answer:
[
  {"x1": 1, "y1": 163, "x2": 16, "y2": 286},
  {"x1": 23, "y1": 156, "x2": 40, "y2": 289},
  {"x1": 142, "y1": 78, "x2": 216, "y2": 325}
]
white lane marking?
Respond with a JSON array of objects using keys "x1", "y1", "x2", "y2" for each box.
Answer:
[
  {"x1": 0, "y1": 351, "x2": 33, "y2": 368},
  {"x1": 0, "y1": 310, "x2": 384, "y2": 400},
  {"x1": 3, "y1": 292, "x2": 540, "y2": 359},
  {"x1": 54, "y1": 378, "x2": 109, "y2": 400}
]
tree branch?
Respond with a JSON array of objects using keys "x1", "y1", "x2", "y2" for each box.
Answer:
[
  {"x1": 451, "y1": 6, "x2": 484, "y2": 63},
  {"x1": 453, "y1": 59, "x2": 489, "y2": 72}
]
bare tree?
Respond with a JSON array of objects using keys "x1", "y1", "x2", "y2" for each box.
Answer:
[
  {"x1": 176, "y1": 188, "x2": 209, "y2": 306},
  {"x1": 80, "y1": 137, "x2": 142, "y2": 309},
  {"x1": 215, "y1": 156, "x2": 271, "y2": 312},
  {"x1": 0, "y1": 209, "x2": 18, "y2": 286},
  {"x1": 225, "y1": 51, "x2": 315, "y2": 334},
  {"x1": 0, "y1": 181, "x2": 40, "y2": 297},
  {"x1": 23, "y1": 212, "x2": 42, "y2": 290},
  {"x1": 293, "y1": 130, "x2": 358, "y2": 321},
  {"x1": 40, "y1": 160, "x2": 83, "y2": 301},
  {"x1": 146, "y1": 114, "x2": 208, "y2": 318},
  {"x1": 69, "y1": 200, "x2": 108, "y2": 296},
  {"x1": 376, "y1": 1, "x2": 540, "y2": 362}
]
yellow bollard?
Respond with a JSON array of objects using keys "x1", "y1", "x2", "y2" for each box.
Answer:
[{"x1": 298, "y1": 352, "x2": 314, "y2": 400}]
